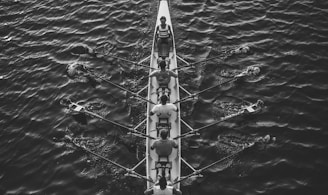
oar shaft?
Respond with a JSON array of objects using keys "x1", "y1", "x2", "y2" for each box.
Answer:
[
  {"x1": 96, "y1": 75, "x2": 135, "y2": 94},
  {"x1": 87, "y1": 71, "x2": 155, "y2": 104},
  {"x1": 194, "y1": 110, "x2": 244, "y2": 132},
  {"x1": 71, "y1": 138, "x2": 128, "y2": 171},
  {"x1": 174, "y1": 47, "x2": 240, "y2": 71},
  {"x1": 195, "y1": 77, "x2": 238, "y2": 96},
  {"x1": 199, "y1": 148, "x2": 244, "y2": 172},
  {"x1": 70, "y1": 137, "x2": 153, "y2": 183},
  {"x1": 85, "y1": 110, "x2": 155, "y2": 139},
  {"x1": 174, "y1": 77, "x2": 238, "y2": 104},
  {"x1": 84, "y1": 110, "x2": 131, "y2": 130},
  {"x1": 93, "y1": 51, "x2": 155, "y2": 70},
  {"x1": 173, "y1": 147, "x2": 247, "y2": 185},
  {"x1": 189, "y1": 54, "x2": 225, "y2": 66}
]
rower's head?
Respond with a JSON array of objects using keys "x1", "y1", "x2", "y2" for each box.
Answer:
[
  {"x1": 158, "y1": 176, "x2": 168, "y2": 190},
  {"x1": 160, "y1": 95, "x2": 168, "y2": 105},
  {"x1": 160, "y1": 16, "x2": 166, "y2": 24},
  {"x1": 159, "y1": 129, "x2": 169, "y2": 140},
  {"x1": 159, "y1": 61, "x2": 166, "y2": 70}
]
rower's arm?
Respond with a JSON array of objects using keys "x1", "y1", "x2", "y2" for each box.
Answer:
[
  {"x1": 172, "y1": 141, "x2": 178, "y2": 149},
  {"x1": 150, "y1": 105, "x2": 157, "y2": 116},
  {"x1": 147, "y1": 71, "x2": 158, "y2": 78},
  {"x1": 169, "y1": 71, "x2": 178, "y2": 78},
  {"x1": 155, "y1": 26, "x2": 159, "y2": 39},
  {"x1": 150, "y1": 141, "x2": 156, "y2": 150}
]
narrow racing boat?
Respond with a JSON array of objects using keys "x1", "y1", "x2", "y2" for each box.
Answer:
[{"x1": 146, "y1": 0, "x2": 181, "y2": 190}]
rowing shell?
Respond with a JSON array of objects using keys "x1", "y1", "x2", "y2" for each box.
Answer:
[{"x1": 146, "y1": 0, "x2": 181, "y2": 190}]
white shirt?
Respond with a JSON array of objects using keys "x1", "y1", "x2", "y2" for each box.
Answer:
[{"x1": 151, "y1": 103, "x2": 177, "y2": 118}]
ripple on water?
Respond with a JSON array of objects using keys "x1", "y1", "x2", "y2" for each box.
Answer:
[{"x1": 1, "y1": 0, "x2": 328, "y2": 194}]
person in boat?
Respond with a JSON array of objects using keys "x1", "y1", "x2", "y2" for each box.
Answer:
[
  {"x1": 151, "y1": 129, "x2": 178, "y2": 157},
  {"x1": 155, "y1": 16, "x2": 173, "y2": 48},
  {"x1": 150, "y1": 95, "x2": 178, "y2": 118},
  {"x1": 149, "y1": 61, "x2": 177, "y2": 90},
  {"x1": 151, "y1": 129, "x2": 178, "y2": 179},
  {"x1": 144, "y1": 177, "x2": 182, "y2": 195}
]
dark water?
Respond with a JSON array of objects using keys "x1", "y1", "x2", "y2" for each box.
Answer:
[{"x1": 1, "y1": 0, "x2": 328, "y2": 194}]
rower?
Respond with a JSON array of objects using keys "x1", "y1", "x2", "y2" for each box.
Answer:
[
  {"x1": 149, "y1": 61, "x2": 177, "y2": 95},
  {"x1": 150, "y1": 94, "x2": 178, "y2": 120},
  {"x1": 150, "y1": 95, "x2": 178, "y2": 131},
  {"x1": 155, "y1": 16, "x2": 173, "y2": 55},
  {"x1": 144, "y1": 177, "x2": 182, "y2": 195},
  {"x1": 151, "y1": 129, "x2": 178, "y2": 180}
]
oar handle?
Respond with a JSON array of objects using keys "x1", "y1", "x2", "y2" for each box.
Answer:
[{"x1": 173, "y1": 77, "x2": 239, "y2": 104}]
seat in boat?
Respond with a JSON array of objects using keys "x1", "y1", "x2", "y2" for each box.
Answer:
[{"x1": 156, "y1": 118, "x2": 171, "y2": 137}]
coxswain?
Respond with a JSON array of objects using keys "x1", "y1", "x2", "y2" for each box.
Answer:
[{"x1": 155, "y1": 16, "x2": 172, "y2": 48}]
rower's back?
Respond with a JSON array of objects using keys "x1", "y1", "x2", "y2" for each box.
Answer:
[{"x1": 151, "y1": 95, "x2": 177, "y2": 119}]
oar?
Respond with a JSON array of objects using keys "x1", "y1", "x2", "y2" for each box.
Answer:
[
  {"x1": 174, "y1": 65, "x2": 260, "y2": 104},
  {"x1": 68, "y1": 102, "x2": 156, "y2": 140},
  {"x1": 173, "y1": 46, "x2": 250, "y2": 71},
  {"x1": 174, "y1": 110, "x2": 245, "y2": 139},
  {"x1": 172, "y1": 146, "x2": 250, "y2": 185},
  {"x1": 66, "y1": 135, "x2": 154, "y2": 183},
  {"x1": 85, "y1": 70, "x2": 156, "y2": 105},
  {"x1": 174, "y1": 76, "x2": 239, "y2": 104},
  {"x1": 174, "y1": 100, "x2": 263, "y2": 139},
  {"x1": 83, "y1": 47, "x2": 156, "y2": 70},
  {"x1": 97, "y1": 52, "x2": 156, "y2": 70}
]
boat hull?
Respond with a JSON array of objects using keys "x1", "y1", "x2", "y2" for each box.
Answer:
[{"x1": 146, "y1": 0, "x2": 181, "y2": 190}]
